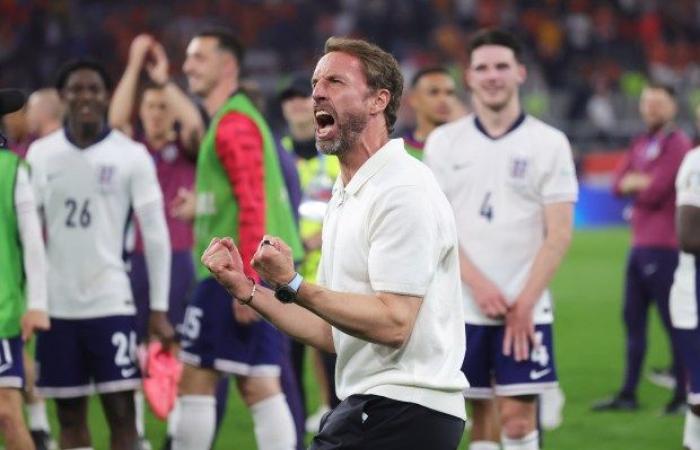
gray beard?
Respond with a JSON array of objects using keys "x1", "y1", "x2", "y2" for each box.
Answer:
[{"x1": 317, "y1": 111, "x2": 368, "y2": 156}]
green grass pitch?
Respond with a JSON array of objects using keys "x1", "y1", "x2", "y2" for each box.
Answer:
[{"x1": 4, "y1": 227, "x2": 686, "y2": 449}]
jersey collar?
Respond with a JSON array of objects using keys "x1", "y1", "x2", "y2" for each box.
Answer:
[
  {"x1": 474, "y1": 111, "x2": 527, "y2": 140},
  {"x1": 335, "y1": 138, "x2": 405, "y2": 197}
]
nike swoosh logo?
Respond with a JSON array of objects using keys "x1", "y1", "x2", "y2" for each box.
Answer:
[
  {"x1": 47, "y1": 172, "x2": 63, "y2": 181},
  {"x1": 529, "y1": 368, "x2": 551, "y2": 380},
  {"x1": 0, "y1": 363, "x2": 11, "y2": 374},
  {"x1": 452, "y1": 163, "x2": 471, "y2": 171},
  {"x1": 121, "y1": 367, "x2": 138, "y2": 378}
]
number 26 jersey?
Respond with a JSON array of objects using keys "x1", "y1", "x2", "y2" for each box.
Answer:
[{"x1": 26, "y1": 129, "x2": 162, "y2": 319}]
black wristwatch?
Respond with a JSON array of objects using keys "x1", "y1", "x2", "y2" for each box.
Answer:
[{"x1": 274, "y1": 272, "x2": 303, "y2": 304}]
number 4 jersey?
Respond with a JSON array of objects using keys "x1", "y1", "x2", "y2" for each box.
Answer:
[
  {"x1": 424, "y1": 114, "x2": 578, "y2": 325},
  {"x1": 26, "y1": 129, "x2": 162, "y2": 319}
]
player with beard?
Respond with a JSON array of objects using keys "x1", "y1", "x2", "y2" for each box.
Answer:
[
  {"x1": 171, "y1": 28, "x2": 302, "y2": 450},
  {"x1": 425, "y1": 29, "x2": 578, "y2": 450},
  {"x1": 201, "y1": 36, "x2": 468, "y2": 450},
  {"x1": 404, "y1": 67, "x2": 457, "y2": 160},
  {"x1": 26, "y1": 60, "x2": 173, "y2": 450}
]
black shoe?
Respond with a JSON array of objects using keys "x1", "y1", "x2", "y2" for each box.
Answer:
[
  {"x1": 160, "y1": 436, "x2": 172, "y2": 450},
  {"x1": 591, "y1": 394, "x2": 639, "y2": 411},
  {"x1": 30, "y1": 429, "x2": 53, "y2": 450},
  {"x1": 663, "y1": 397, "x2": 687, "y2": 415}
]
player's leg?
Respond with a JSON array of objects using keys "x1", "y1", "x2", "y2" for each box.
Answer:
[
  {"x1": 593, "y1": 249, "x2": 649, "y2": 410},
  {"x1": 305, "y1": 348, "x2": 333, "y2": 433},
  {"x1": 35, "y1": 318, "x2": 94, "y2": 447},
  {"x1": 172, "y1": 365, "x2": 219, "y2": 450},
  {"x1": 233, "y1": 320, "x2": 296, "y2": 450},
  {"x1": 0, "y1": 336, "x2": 34, "y2": 449},
  {"x1": 174, "y1": 279, "x2": 233, "y2": 450},
  {"x1": 278, "y1": 336, "x2": 306, "y2": 449},
  {"x1": 0, "y1": 387, "x2": 34, "y2": 449},
  {"x1": 649, "y1": 249, "x2": 686, "y2": 412},
  {"x1": 463, "y1": 325, "x2": 500, "y2": 450},
  {"x1": 128, "y1": 251, "x2": 151, "y2": 447},
  {"x1": 493, "y1": 324, "x2": 559, "y2": 450},
  {"x1": 87, "y1": 315, "x2": 142, "y2": 449},
  {"x1": 22, "y1": 348, "x2": 54, "y2": 449},
  {"x1": 675, "y1": 326, "x2": 700, "y2": 449},
  {"x1": 99, "y1": 391, "x2": 139, "y2": 450}
]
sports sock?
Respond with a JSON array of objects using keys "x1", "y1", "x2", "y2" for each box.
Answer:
[
  {"x1": 166, "y1": 398, "x2": 181, "y2": 437},
  {"x1": 27, "y1": 400, "x2": 51, "y2": 432},
  {"x1": 469, "y1": 441, "x2": 501, "y2": 450},
  {"x1": 251, "y1": 393, "x2": 296, "y2": 450},
  {"x1": 172, "y1": 395, "x2": 215, "y2": 450},
  {"x1": 684, "y1": 410, "x2": 700, "y2": 450},
  {"x1": 502, "y1": 430, "x2": 539, "y2": 450},
  {"x1": 134, "y1": 390, "x2": 145, "y2": 437}
]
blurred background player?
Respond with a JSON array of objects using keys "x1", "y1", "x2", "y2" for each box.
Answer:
[
  {"x1": 109, "y1": 33, "x2": 203, "y2": 447},
  {"x1": 1, "y1": 99, "x2": 31, "y2": 158},
  {"x1": 0, "y1": 88, "x2": 50, "y2": 450},
  {"x1": 26, "y1": 60, "x2": 174, "y2": 450},
  {"x1": 277, "y1": 76, "x2": 340, "y2": 433},
  {"x1": 26, "y1": 89, "x2": 63, "y2": 140},
  {"x1": 22, "y1": 86, "x2": 64, "y2": 450},
  {"x1": 593, "y1": 82, "x2": 691, "y2": 414},
  {"x1": 173, "y1": 28, "x2": 302, "y2": 450},
  {"x1": 670, "y1": 146, "x2": 700, "y2": 450},
  {"x1": 425, "y1": 29, "x2": 578, "y2": 450},
  {"x1": 403, "y1": 66, "x2": 458, "y2": 160}
]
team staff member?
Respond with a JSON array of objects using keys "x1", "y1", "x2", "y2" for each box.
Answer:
[{"x1": 202, "y1": 36, "x2": 467, "y2": 449}]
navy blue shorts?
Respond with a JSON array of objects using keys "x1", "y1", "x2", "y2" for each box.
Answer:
[
  {"x1": 179, "y1": 278, "x2": 283, "y2": 377},
  {"x1": 35, "y1": 316, "x2": 141, "y2": 398},
  {"x1": 0, "y1": 335, "x2": 24, "y2": 389},
  {"x1": 674, "y1": 326, "x2": 700, "y2": 405},
  {"x1": 129, "y1": 250, "x2": 195, "y2": 340},
  {"x1": 462, "y1": 324, "x2": 558, "y2": 398}
]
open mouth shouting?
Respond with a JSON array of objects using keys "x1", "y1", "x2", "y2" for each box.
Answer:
[{"x1": 314, "y1": 107, "x2": 338, "y2": 141}]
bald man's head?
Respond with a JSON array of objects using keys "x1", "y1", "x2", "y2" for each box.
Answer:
[{"x1": 27, "y1": 88, "x2": 64, "y2": 137}]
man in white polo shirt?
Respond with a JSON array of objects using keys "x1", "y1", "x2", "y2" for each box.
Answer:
[
  {"x1": 201, "y1": 36, "x2": 468, "y2": 449},
  {"x1": 670, "y1": 147, "x2": 700, "y2": 450},
  {"x1": 425, "y1": 29, "x2": 577, "y2": 450}
]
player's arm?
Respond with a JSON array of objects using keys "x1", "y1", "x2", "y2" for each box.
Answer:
[
  {"x1": 458, "y1": 249, "x2": 508, "y2": 318},
  {"x1": 677, "y1": 154, "x2": 700, "y2": 254},
  {"x1": 14, "y1": 165, "x2": 50, "y2": 341},
  {"x1": 611, "y1": 149, "x2": 638, "y2": 196},
  {"x1": 214, "y1": 112, "x2": 268, "y2": 324},
  {"x1": 505, "y1": 202, "x2": 573, "y2": 361},
  {"x1": 130, "y1": 149, "x2": 174, "y2": 347},
  {"x1": 147, "y1": 41, "x2": 204, "y2": 158},
  {"x1": 109, "y1": 34, "x2": 153, "y2": 136},
  {"x1": 634, "y1": 139, "x2": 691, "y2": 207}
]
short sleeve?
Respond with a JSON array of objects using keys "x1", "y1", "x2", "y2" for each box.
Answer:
[
  {"x1": 367, "y1": 185, "x2": 437, "y2": 297},
  {"x1": 423, "y1": 130, "x2": 450, "y2": 195},
  {"x1": 130, "y1": 145, "x2": 163, "y2": 209},
  {"x1": 25, "y1": 145, "x2": 45, "y2": 207},
  {"x1": 540, "y1": 134, "x2": 578, "y2": 204},
  {"x1": 676, "y1": 151, "x2": 700, "y2": 208}
]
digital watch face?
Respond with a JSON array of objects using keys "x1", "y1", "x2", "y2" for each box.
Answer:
[{"x1": 275, "y1": 285, "x2": 297, "y2": 304}]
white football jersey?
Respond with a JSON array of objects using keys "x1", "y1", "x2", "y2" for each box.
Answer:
[
  {"x1": 670, "y1": 148, "x2": 700, "y2": 329},
  {"x1": 26, "y1": 129, "x2": 162, "y2": 319},
  {"x1": 425, "y1": 114, "x2": 578, "y2": 325}
]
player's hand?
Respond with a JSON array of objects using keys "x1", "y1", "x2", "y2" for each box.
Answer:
[
  {"x1": 170, "y1": 187, "x2": 196, "y2": 222},
  {"x1": 619, "y1": 172, "x2": 652, "y2": 194},
  {"x1": 146, "y1": 41, "x2": 170, "y2": 86},
  {"x1": 20, "y1": 309, "x2": 50, "y2": 342},
  {"x1": 233, "y1": 302, "x2": 260, "y2": 325},
  {"x1": 128, "y1": 34, "x2": 153, "y2": 68},
  {"x1": 471, "y1": 278, "x2": 509, "y2": 319},
  {"x1": 252, "y1": 235, "x2": 296, "y2": 288},
  {"x1": 149, "y1": 311, "x2": 176, "y2": 351},
  {"x1": 202, "y1": 237, "x2": 251, "y2": 300},
  {"x1": 502, "y1": 301, "x2": 536, "y2": 362}
]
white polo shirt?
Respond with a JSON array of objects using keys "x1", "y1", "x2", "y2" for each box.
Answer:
[
  {"x1": 425, "y1": 114, "x2": 578, "y2": 325},
  {"x1": 317, "y1": 138, "x2": 468, "y2": 420},
  {"x1": 670, "y1": 148, "x2": 700, "y2": 330}
]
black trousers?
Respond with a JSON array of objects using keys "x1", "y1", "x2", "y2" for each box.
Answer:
[{"x1": 309, "y1": 394, "x2": 465, "y2": 450}]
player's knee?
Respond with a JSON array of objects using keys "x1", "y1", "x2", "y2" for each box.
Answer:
[
  {"x1": 501, "y1": 415, "x2": 533, "y2": 440},
  {"x1": 0, "y1": 393, "x2": 23, "y2": 433},
  {"x1": 178, "y1": 365, "x2": 218, "y2": 396},
  {"x1": 237, "y1": 376, "x2": 281, "y2": 406}
]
